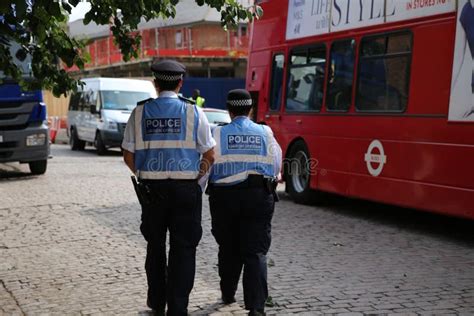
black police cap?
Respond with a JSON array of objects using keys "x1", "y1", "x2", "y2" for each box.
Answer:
[
  {"x1": 227, "y1": 89, "x2": 252, "y2": 107},
  {"x1": 151, "y1": 59, "x2": 186, "y2": 81}
]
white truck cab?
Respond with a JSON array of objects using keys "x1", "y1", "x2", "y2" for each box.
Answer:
[{"x1": 67, "y1": 78, "x2": 157, "y2": 154}]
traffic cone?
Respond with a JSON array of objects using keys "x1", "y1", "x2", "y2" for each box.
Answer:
[
  {"x1": 55, "y1": 116, "x2": 69, "y2": 144},
  {"x1": 49, "y1": 116, "x2": 58, "y2": 143}
]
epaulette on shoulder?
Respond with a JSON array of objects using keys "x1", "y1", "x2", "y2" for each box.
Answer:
[
  {"x1": 137, "y1": 98, "x2": 153, "y2": 106},
  {"x1": 178, "y1": 95, "x2": 196, "y2": 105}
]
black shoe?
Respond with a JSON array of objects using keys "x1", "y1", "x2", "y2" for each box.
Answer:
[
  {"x1": 147, "y1": 299, "x2": 165, "y2": 316},
  {"x1": 221, "y1": 295, "x2": 236, "y2": 304},
  {"x1": 248, "y1": 309, "x2": 265, "y2": 316}
]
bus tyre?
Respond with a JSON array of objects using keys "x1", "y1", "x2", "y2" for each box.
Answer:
[
  {"x1": 29, "y1": 160, "x2": 47, "y2": 175},
  {"x1": 287, "y1": 141, "x2": 317, "y2": 204},
  {"x1": 95, "y1": 132, "x2": 107, "y2": 156},
  {"x1": 70, "y1": 127, "x2": 85, "y2": 151}
]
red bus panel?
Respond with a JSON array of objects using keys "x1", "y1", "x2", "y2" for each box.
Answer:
[{"x1": 247, "y1": 0, "x2": 474, "y2": 218}]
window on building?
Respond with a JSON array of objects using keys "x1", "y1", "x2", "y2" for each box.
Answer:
[
  {"x1": 326, "y1": 39, "x2": 355, "y2": 112},
  {"x1": 269, "y1": 53, "x2": 285, "y2": 111},
  {"x1": 175, "y1": 30, "x2": 183, "y2": 48},
  {"x1": 234, "y1": 25, "x2": 248, "y2": 38},
  {"x1": 286, "y1": 45, "x2": 326, "y2": 112},
  {"x1": 240, "y1": 25, "x2": 247, "y2": 37},
  {"x1": 356, "y1": 32, "x2": 412, "y2": 112}
]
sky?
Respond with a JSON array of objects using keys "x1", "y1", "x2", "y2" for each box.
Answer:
[{"x1": 68, "y1": 1, "x2": 91, "y2": 22}]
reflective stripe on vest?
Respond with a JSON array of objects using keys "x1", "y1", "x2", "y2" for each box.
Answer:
[
  {"x1": 210, "y1": 120, "x2": 275, "y2": 185},
  {"x1": 134, "y1": 99, "x2": 200, "y2": 180}
]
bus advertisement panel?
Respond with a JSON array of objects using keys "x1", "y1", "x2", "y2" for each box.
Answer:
[
  {"x1": 286, "y1": 0, "x2": 455, "y2": 40},
  {"x1": 248, "y1": 0, "x2": 474, "y2": 218},
  {"x1": 449, "y1": 0, "x2": 474, "y2": 121}
]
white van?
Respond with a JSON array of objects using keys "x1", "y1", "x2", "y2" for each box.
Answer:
[{"x1": 67, "y1": 78, "x2": 157, "y2": 154}]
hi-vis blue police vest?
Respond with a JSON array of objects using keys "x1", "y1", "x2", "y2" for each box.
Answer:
[
  {"x1": 209, "y1": 117, "x2": 275, "y2": 185},
  {"x1": 134, "y1": 97, "x2": 200, "y2": 180}
]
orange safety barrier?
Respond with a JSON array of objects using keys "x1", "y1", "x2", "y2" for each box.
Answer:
[
  {"x1": 59, "y1": 117, "x2": 67, "y2": 129},
  {"x1": 55, "y1": 116, "x2": 69, "y2": 144},
  {"x1": 48, "y1": 116, "x2": 68, "y2": 144},
  {"x1": 48, "y1": 116, "x2": 59, "y2": 143}
]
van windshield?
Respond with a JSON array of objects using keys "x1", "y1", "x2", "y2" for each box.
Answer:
[{"x1": 101, "y1": 91, "x2": 152, "y2": 111}]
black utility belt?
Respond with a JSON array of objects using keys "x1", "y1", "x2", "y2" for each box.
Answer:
[
  {"x1": 140, "y1": 178, "x2": 198, "y2": 184},
  {"x1": 210, "y1": 175, "x2": 272, "y2": 189}
]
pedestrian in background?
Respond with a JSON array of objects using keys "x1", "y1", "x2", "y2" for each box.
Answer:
[
  {"x1": 121, "y1": 59, "x2": 215, "y2": 315},
  {"x1": 192, "y1": 89, "x2": 206, "y2": 108},
  {"x1": 207, "y1": 89, "x2": 282, "y2": 316}
]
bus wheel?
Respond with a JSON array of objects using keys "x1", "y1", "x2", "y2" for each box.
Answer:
[
  {"x1": 95, "y1": 132, "x2": 107, "y2": 156},
  {"x1": 287, "y1": 141, "x2": 316, "y2": 204},
  {"x1": 70, "y1": 127, "x2": 85, "y2": 151}
]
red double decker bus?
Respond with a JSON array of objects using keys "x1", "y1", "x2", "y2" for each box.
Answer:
[{"x1": 247, "y1": 0, "x2": 474, "y2": 218}]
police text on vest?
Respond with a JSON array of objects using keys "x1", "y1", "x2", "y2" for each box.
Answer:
[
  {"x1": 227, "y1": 135, "x2": 262, "y2": 150},
  {"x1": 145, "y1": 118, "x2": 182, "y2": 134}
]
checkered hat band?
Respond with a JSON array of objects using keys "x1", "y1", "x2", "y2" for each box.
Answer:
[
  {"x1": 227, "y1": 99, "x2": 252, "y2": 106},
  {"x1": 154, "y1": 73, "x2": 183, "y2": 81}
]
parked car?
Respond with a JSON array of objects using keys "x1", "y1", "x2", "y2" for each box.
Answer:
[
  {"x1": 202, "y1": 108, "x2": 231, "y2": 128},
  {"x1": 67, "y1": 78, "x2": 157, "y2": 155}
]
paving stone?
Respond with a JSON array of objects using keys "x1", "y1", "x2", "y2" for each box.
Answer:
[{"x1": 0, "y1": 144, "x2": 473, "y2": 314}]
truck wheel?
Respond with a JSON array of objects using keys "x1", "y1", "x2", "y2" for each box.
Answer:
[
  {"x1": 95, "y1": 132, "x2": 107, "y2": 155},
  {"x1": 70, "y1": 127, "x2": 85, "y2": 151},
  {"x1": 29, "y1": 160, "x2": 47, "y2": 175},
  {"x1": 286, "y1": 141, "x2": 317, "y2": 204}
]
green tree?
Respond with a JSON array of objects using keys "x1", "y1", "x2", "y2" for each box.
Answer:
[{"x1": 0, "y1": 0, "x2": 262, "y2": 96}]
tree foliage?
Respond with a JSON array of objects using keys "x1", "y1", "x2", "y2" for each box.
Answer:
[{"x1": 0, "y1": 0, "x2": 262, "y2": 96}]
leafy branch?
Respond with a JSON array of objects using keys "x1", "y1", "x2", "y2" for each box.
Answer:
[{"x1": 0, "y1": 0, "x2": 262, "y2": 96}]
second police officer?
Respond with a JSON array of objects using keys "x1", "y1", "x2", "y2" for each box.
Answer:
[
  {"x1": 121, "y1": 59, "x2": 216, "y2": 315},
  {"x1": 207, "y1": 89, "x2": 282, "y2": 316}
]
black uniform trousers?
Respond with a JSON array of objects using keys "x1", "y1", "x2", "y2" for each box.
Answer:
[
  {"x1": 209, "y1": 178, "x2": 274, "y2": 311},
  {"x1": 140, "y1": 179, "x2": 202, "y2": 316}
]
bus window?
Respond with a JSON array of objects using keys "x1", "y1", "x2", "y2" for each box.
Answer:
[
  {"x1": 269, "y1": 54, "x2": 285, "y2": 111},
  {"x1": 286, "y1": 45, "x2": 326, "y2": 112},
  {"x1": 327, "y1": 39, "x2": 355, "y2": 112},
  {"x1": 356, "y1": 32, "x2": 412, "y2": 112}
]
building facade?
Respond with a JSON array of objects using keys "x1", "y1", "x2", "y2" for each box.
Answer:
[{"x1": 67, "y1": 0, "x2": 250, "y2": 79}]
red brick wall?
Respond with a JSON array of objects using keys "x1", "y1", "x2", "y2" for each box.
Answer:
[
  {"x1": 149, "y1": 24, "x2": 231, "y2": 50},
  {"x1": 82, "y1": 23, "x2": 249, "y2": 68},
  {"x1": 192, "y1": 24, "x2": 228, "y2": 49}
]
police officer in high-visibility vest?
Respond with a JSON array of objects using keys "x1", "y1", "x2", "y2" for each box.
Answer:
[
  {"x1": 122, "y1": 59, "x2": 216, "y2": 315},
  {"x1": 192, "y1": 89, "x2": 205, "y2": 108},
  {"x1": 207, "y1": 89, "x2": 282, "y2": 316}
]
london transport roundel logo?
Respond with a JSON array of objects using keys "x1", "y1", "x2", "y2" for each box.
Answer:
[{"x1": 364, "y1": 140, "x2": 387, "y2": 177}]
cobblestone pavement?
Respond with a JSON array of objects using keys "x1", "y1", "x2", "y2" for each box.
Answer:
[{"x1": 1, "y1": 144, "x2": 473, "y2": 315}]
